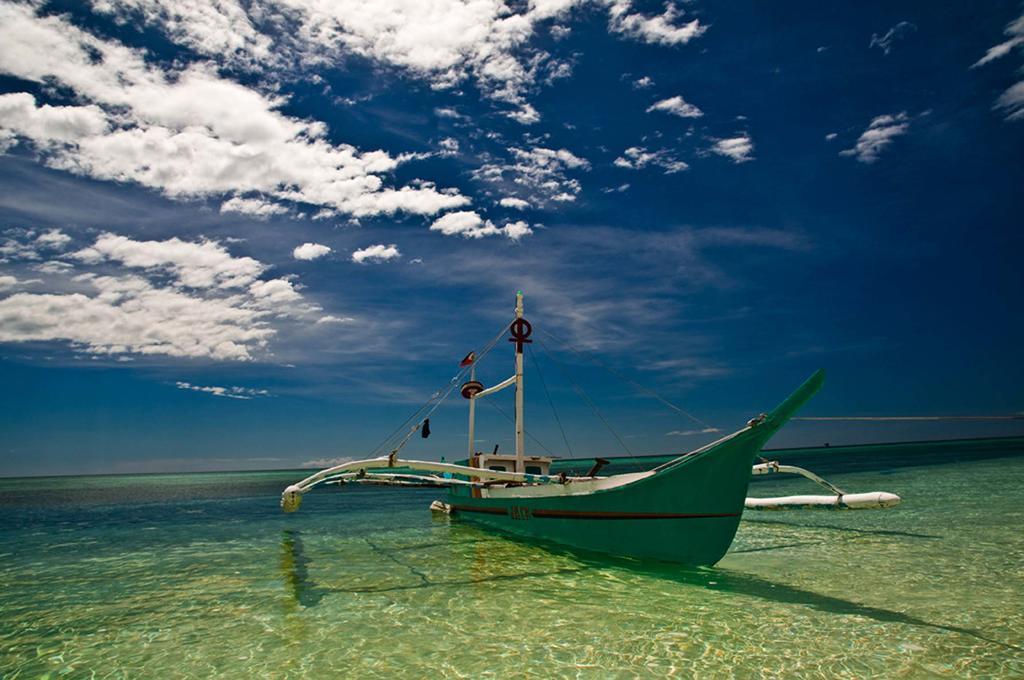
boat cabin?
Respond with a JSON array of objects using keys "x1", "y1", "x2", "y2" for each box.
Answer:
[{"x1": 477, "y1": 454, "x2": 552, "y2": 476}]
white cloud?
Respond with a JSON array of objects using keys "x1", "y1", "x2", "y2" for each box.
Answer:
[
  {"x1": 825, "y1": 132, "x2": 838, "y2": 141},
  {"x1": 666, "y1": 427, "x2": 721, "y2": 436},
  {"x1": 220, "y1": 196, "x2": 289, "y2": 217},
  {"x1": 972, "y1": 11, "x2": 1024, "y2": 121},
  {"x1": 0, "y1": 274, "x2": 19, "y2": 289},
  {"x1": 93, "y1": 0, "x2": 275, "y2": 68},
  {"x1": 176, "y1": 381, "x2": 270, "y2": 399},
  {"x1": 1, "y1": 228, "x2": 46, "y2": 262},
  {"x1": 302, "y1": 456, "x2": 353, "y2": 468},
  {"x1": 501, "y1": 220, "x2": 532, "y2": 240},
  {"x1": 601, "y1": 183, "x2": 630, "y2": 193},
  {"x1": 351, "y1": 243, "x2": 401, "y2": 264},
  {"x1": 499, "y1": 197, "x2": 530, "y2": 210},
  {"x1": 293, "y1": 242, "x2": 332, "y2": 260},
  {"x1": 32, "y1": 261, "x2": 75, "y2": 275},
  {"x1": 632, "y1": 76, "x2": 654, "y2": 89},
  {"x1": 505, "y1": 103, "x2": 541, "y2": 125},
  {"x1": 646, "y1": 95, "x2": 703, "y2": 118},
  {"x1": 995, "y1": 81, "x2": 1024, "y2": 121},
  {"x1": 249, "y1": 277, "x2": 303, "y2": 307},
  {"x1": 710, "y1": 135, "x2": 754, "y2": 163},
  {"x1": 429, "y1": 211, "x2": 532, "y2": 240},
  {"x1": 607, "y1": 1, "x2": 706, "y2": 46},
  {"x1": 840, "y1": 113, "x2": 909, "y2": 163},
  {"x1": 973, "y1": 36, "x2": 1024, "y2": 68},
  {"x1": 429, "y1": 211, "x2": 484, "y2": 236},
  {"x1": 35, "y1": 229, "x2": 72, "y2": 250},
  {"x1": 0, "y1": 277, "x2": 273, "y2": 361},
  {"x1": 869, "y1": 21, "x2": 916, "y2": 55},
  {"x1": 0, "y1": 92, "x2": 110, "y2": 143},
  {"x1": 73, "y1": 232, "x2": 266, "y2": 289},
  {"x1": 473, "y1": 146, "x2": 589, "y2": 204},
  {"x1": 0, "y1": 3, "x2": 468, "y2": 219},
  {"x1": 438, "y1": 137, "x2": 459, "y2": 155},
  {"x1": 0, "y1": 231, "x2": 330, "y2": 361},
  {"x1": 316, "y1": 314, "x2": 355, "y2": 324},
  {"x1": 263, "y1": 0, "x2": 550, "y2": 123},
  {"x1": 433, "y1": 107, "x2": 465, "y2": 119},
  {"x1": 81, "y1": 1, "x2": 706, "y2": 126},
  {"x1": 544, "y1": 59, "x2": 574, "y2": 85},
  {"x1": 614, "y1": 146, "x2": 688, "y2": 173}
]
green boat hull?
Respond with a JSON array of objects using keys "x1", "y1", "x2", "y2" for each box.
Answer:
[{"x1": 443, "y1": 370, "x2": 825, "y2": 565}]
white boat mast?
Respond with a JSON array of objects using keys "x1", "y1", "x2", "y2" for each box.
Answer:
[
  {"x1": 467, "y1": 363, "x2": 476, "y2": 459},
  {"x1": 513, "y1": 290, "x2": 526, "y2": 472}
]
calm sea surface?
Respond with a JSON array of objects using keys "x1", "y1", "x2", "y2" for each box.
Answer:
[{"x1": 2, "y1": 449, "x2": 1023, "y2": 678}]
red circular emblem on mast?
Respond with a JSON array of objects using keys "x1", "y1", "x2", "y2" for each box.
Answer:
[{"x1": 509, "y1": 318, "x2": 533, "y2": 353}]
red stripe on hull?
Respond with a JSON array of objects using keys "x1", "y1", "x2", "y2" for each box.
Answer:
[
  {"x1": 450, "y1": 505, "x2": 739, "y2": 520},
  {"x1": 531, "y1": 510, "x2": 739, "y2": 520}
]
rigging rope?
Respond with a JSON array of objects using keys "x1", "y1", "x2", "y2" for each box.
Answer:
[
  {"x1": 527, "y1": 343, "x2": 575, "y2": 459},
  {"x1": 537, "y1": 337, "x2": 636, "y2": 461},
  {"x1": 365, "y1": 322, "x2": 510, "y2": 458},
  {"x1": 538, "y1": 327, "x2": 716, "y2": 431},
  {"x1": 482, "y1": 398, "x2": 561, "y2": 459}
]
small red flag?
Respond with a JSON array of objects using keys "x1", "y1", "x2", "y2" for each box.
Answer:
[{"x1": 459, "y1": 351, "x2": 476, "y2": 367}]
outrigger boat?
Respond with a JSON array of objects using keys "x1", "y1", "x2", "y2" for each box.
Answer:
[{"x1": 282, "y1": 292, "x2": 899, "y2": 566}]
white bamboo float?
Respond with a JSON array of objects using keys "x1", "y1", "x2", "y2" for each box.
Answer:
[{"x1": 746, "y1": 461, "x2": 901, "y2": 510}]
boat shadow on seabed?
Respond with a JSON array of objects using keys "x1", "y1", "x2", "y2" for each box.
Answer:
[{"x1": 278, "y1": 526, "x2": 1021, "y2": 654}]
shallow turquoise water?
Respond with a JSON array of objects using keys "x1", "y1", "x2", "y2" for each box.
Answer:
[{"x1": 2, "y1": 452, "x2": 1023, "y2": 678}]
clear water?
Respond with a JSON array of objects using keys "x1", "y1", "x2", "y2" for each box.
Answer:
[{"x1": 2, "y1": 453, "x2": 1023, "y2": 678}]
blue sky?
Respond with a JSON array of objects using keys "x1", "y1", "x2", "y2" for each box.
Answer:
[{"x1": 0, "y1": 0, "x2": 1022, "y2": 476}]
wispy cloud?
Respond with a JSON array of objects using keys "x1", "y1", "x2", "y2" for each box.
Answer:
[
  {"x1": 407, "y1": 224, "x2": 809, "y2": 358},
  {"x1": 869, "y1": 21, "x2": 917, "y2": 55},
  {"x1": 473, "y1": 146, "x2": 590, "y2": 205},
  {"x1": 614, "y1": 146, "x2": 689, "y2": 174},
  {"x1": 301, "y1": 456, "x2": 354, "y2": 468},
  {"x1": 709, "y1": 135, "x2": 754, "y2": 163},
  {"x1": 840, "y1": 112, "x2": 910, "y2": 163},
  {"x1": 646, "y1": 95, "x2": 703, "y2": 118},
  {"x1": 220, "y1": 196, "x2": 289, "y2": 218},
  {"x1": 971, "y1": 10, "x2": 1024, "y2": 121},
  {"x1": 666, "y1": 427, "x2": 721, "y2": 436},
  {"x1": 175, "y1": 381, "x2": 270, "y2": 399}
]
